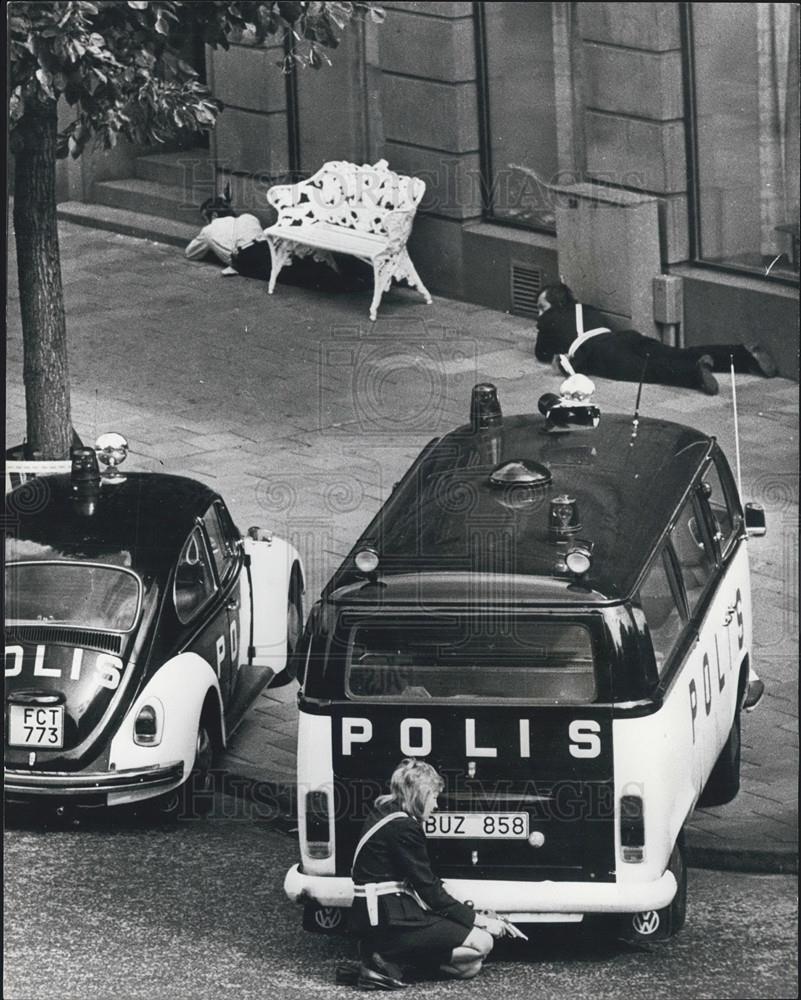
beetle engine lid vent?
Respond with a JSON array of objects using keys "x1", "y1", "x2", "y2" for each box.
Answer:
[{"x1": 510, "y1": 262, "x2": 542, "y2": 317}]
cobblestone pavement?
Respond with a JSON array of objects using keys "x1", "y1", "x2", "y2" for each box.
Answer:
[{"x1": 6, "y1": 222, "x2": 798, "y2": 869}]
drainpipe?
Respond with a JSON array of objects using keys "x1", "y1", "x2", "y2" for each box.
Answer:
[{"x1": 653, "y1": 275, "x2": 684, "y2": 348}]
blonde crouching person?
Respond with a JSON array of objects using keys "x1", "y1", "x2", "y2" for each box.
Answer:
[{"x1": 349, "y1": 759, "x2": 509, "y2": 989}]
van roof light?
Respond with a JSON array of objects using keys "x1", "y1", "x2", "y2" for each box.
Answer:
[
  {"x1": 470, "y1": 383, "x2": 502, "y2": 430},
  {"x1": 355, "y1": 547, "x2": 380, "y2": 575},
  {"x1": 489, "y1": 459, "x2": 551, "y2": 489},
  {"x1": 565, "y1": 539, "x2": 594, "y2": 575},
  {"x1": 549, "y1": 495, "x2": 581, "y2": 536}
]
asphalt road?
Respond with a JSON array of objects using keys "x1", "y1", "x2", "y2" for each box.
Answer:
[{"x1": 4, "y1": 799, "x2": 797, "y2": 1000}]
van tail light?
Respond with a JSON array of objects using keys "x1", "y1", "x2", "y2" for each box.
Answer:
[
  {"x1": 305, "y1": 790, "x2": 332, "y2": 859},
  {"x1": 620, "y1": 794, "x2": 645, "y2": 862},
  {"x1": 134, "y1": 704, "x2": 162, "y2": 746}
]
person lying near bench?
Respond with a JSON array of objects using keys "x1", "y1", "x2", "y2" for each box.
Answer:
[{"x1": 185, "y1": 189, "x2": 270, "y2": 279}]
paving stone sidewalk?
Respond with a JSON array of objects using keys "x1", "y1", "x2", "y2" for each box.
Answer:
[{"x1": 6, "y1": 222, "x2": 798, "y2": 871}]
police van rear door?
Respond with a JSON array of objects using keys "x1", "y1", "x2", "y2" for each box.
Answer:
[{"x1": 332, "y1": 609, "x2": 615, "y2": 884}]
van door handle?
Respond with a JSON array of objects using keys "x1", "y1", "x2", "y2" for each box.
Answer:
[
  {"x1": 723, "y1": 605, "x2": 736, "y2": 626},
  {"x1": 227, "y1": 599, "x2": 239, "y2": 610}
]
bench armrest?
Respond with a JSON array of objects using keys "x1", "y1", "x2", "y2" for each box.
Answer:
[{"x1": 383, "y1": 209, "x2": 416, "y2": 252}]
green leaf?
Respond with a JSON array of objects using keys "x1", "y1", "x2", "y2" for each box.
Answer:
[{"x1": 35, "y1": 67, "x2": 55, "y2": 98}]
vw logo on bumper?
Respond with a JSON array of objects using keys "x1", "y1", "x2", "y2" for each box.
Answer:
[
  {"x1": 314, "y1": 907, "x2": 343, "y2": 930},
  {"x1": 631, "y1": 910, "x2": 661, "y2": 936}
]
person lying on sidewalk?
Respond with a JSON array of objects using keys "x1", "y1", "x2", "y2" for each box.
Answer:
[
  {"x1": 533, "y1": 282, "x2": 778, "y2": 396},
  {"x1": 184, "y1": 190, "x2": 270, "y2": 279}
]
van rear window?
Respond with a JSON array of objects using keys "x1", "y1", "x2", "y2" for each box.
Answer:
[{"x1": 344, "y1": 616, "x2": 596, "y2": 703}]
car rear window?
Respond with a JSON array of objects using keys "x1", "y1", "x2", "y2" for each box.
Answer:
[
  {"x1": 5, "y1": 561, "x2": 142, "y2": 632},
  {"x1": 344, "y1": 615, "x2": 597, "y2": 703}
]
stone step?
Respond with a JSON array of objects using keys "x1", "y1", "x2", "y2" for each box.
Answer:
[
  {"x1": 92, "y1": 177, "x2": 202, "y2": 225},
  {"x1": 57, "y1": 201, "x2": 198, "y2": 248},
  {"x1": 135, "y1": 148, "x2": 215, "y2": 196}
]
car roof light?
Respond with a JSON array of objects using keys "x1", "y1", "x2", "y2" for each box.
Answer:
[
  {"x1": 470, "y1": 383, "x2": 502, "y2": 430},
  {"x1": 95, "y1": 432, "x2": 128, "y2": 483}
]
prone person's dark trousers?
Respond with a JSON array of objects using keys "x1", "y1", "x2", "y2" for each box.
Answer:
[{"x1": 575, "y1": 331, "x2": 756, "y2": 389}]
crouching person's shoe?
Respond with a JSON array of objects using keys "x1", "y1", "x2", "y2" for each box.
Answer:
[{"x1": 357, "y1": 952, "x2": 406, "y2": 990}]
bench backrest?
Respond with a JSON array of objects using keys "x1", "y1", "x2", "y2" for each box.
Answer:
[
  {"x1": 268, "y1": 159, "x2": 426, "y2": 236},
  {"x1": 5, "y1": 460, "x2": 71, "y2": 495}
]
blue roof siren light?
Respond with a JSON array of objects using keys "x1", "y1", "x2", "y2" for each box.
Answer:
[
  {"x1": 95, "y1": 432, "x2": 129, "y2": 484},
  {"x1": 470, "y1": 383, "x2": 502, "y2": 430},
  {"x1": 70, "y1": 445, "x2": 101, "y2": 516}
]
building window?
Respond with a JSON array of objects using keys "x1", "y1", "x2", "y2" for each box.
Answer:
[
  {"x1": 477, "y1": 2, "x2": 559, "y2": 233},
  {"x1": 689, "y1": 2, "x2": 799, "y2": 280}
]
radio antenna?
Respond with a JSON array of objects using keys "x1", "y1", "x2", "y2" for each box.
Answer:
[
  {"x1": 630, "y1": 354, "x2": 650, "y2": 446},
  {"x1": 730, "y1": 353, "x2": 743, "y2": 499}
]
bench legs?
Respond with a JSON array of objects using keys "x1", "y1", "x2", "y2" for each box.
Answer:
[
  {"x1": 267, "y1": 238, "x2": 292, "y2": 294},
  {"x1": 370, "y1": 249, "x2": 433, "y2": 321},
  {"x1": 267, "y1": 238, "x2": 340, "y2": 294}
]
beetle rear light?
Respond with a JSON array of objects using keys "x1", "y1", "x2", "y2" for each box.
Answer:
[
  {"x1": 134, "y1": 704, "x2": 161, "y2": 746},
  {"x1": 620, "y1": 794, "x2": 645, "y2": 862},
  {"x1": 305, "y1": 790, "x2": 332, "y2": 859}
]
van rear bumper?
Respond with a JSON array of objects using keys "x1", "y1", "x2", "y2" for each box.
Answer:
[{"x1": 284, "y1": 864, "x2": 677, "y2": 917}]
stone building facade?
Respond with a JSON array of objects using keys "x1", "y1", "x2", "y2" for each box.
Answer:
[{"x1": 59, "y1": 2, "x2": 799, "y2": 376}]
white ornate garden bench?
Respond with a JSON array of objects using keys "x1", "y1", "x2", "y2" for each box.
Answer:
[{"x1": 264, "y1": 159, "x2": 432, "y2": 321}]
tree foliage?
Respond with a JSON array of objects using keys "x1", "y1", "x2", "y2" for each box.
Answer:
[
  {"x1": 9, "y1": 1, "x2": 382, "y2": 458},
  {"x1": 9, "y1": 1, "x2": 384, "y2": 157}
]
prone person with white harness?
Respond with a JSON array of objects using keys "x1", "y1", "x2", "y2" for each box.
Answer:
[
  {"x1": 348, "y1": 759, "x2": 512, "y2": 990},
  {"x1": 533, "y1": 282, "x2": 777, "y2": 396}
]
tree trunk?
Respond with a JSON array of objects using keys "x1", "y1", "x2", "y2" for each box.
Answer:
[{"x1": 13, "y1": 99, "x2": 73, "y2": 460}]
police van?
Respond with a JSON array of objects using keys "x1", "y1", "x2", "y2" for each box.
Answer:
[{"x1": 284, "y1": 382, "x2": 766, "y2": 940}]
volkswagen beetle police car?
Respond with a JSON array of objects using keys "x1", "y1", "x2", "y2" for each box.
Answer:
[
  {"x1": 4, "y1": 439, "x2": 304, "y2": 813},
  {"x1": 284, "y1": 381, "x2": 766, "y2": 941}
]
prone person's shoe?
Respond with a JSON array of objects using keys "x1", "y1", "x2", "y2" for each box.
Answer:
[
  {"x1": 745, "y1": 343, "x2": 778, "y2": 378},
  {"x1": 743, "y1": 677, "x2": 765, "y2": 711},
  {"x1": 696, "y1": 355, "x2": 719, "y2": 396}
]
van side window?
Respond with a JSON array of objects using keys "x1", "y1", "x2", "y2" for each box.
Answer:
[
  {"x1": 670, "y1": 494, "x2": 716, "y2": 615},
  {"x1": 637, "y1": 551, "x2": 685, "y2": 676},
  {"x1": 700, "y1": 459, "x2": 736, "y2": 555}
]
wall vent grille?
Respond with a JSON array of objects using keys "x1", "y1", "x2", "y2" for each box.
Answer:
[{"x1": 510, "y1": 262, "x2": 542, "y2": 317}]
